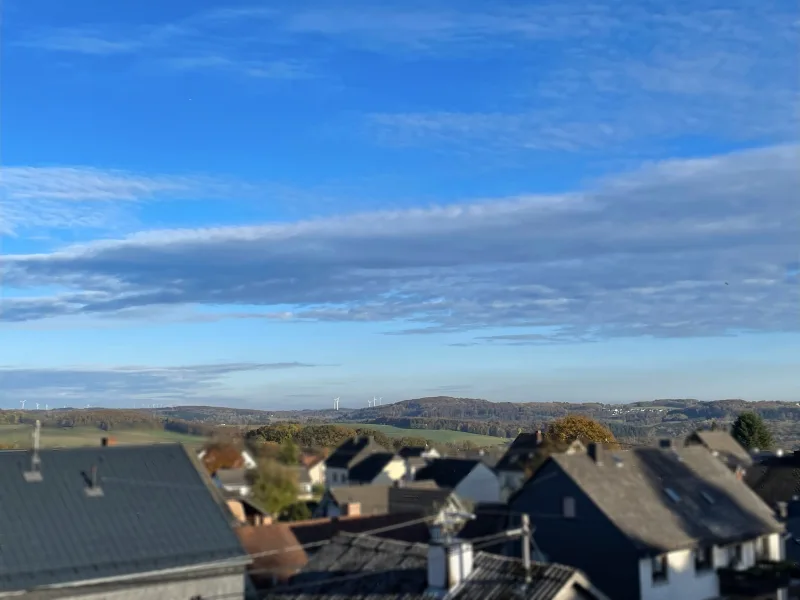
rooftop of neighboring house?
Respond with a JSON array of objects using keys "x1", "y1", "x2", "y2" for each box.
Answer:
[
  {"x1": 0, "y1": 443, "x2": 249, "y2": 593},
  {"x1": 449, "y1": 447, "x2": 505, "y2": 468},
  {"x1": 496, "y1": 431, "x2": 545, "y2": 472},
  {"x1": 457, "y1": 502, "x2": 513, "y2": 554},
  {"x1": 268, "y1": 533, "x2": 606, "y2": 600},
  {"x1": 526, "y1": 441, "x2": 784, "y2": 555},
  {"x1": 398, "y1": 445, "x2": 434, "y2": 458},
  {"x1": 744, "y1": 449, "x2": 800, "y2": 509},
  {"x1": 214, "y1": 466, "x2": 251, "y2": 488},
  {"x1": 414, "y1": 457, "x2": 482, "y2": 488},
  {"x1": 236, "y1": 513, "x2": 435, "y2": 587},
  {"x1": 684, "y1": 429, "x2": 753, "y2": 469},
  {"x1": 325, "y1": 436, "x2": 387, "y2": 470},
  {"x1": 299, "y1": 452, "x2": 326, "y2": 469},
  {"x1": 347, "y1": 452, "x2": 397, "y2": 484},
  {"x1": 324, "y1": 484, "x2": 458, "y2": 517}
]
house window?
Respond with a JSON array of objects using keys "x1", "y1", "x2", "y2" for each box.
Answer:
[
  {"x1": 562, "y1": 496, "x2": 576, "y2": 518},
  {"x1": 651, "y1": 554, "x2": 668, "y2": 583},
  {"x1": 694, "y1": 546, "x2": 713, "y2": 572}
]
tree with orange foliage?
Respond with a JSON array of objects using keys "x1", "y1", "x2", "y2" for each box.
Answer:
[
  {"x1": 545, "y1": 415, "x2": 619, "y2": 448},
  {"x1": 201, "y1": 443, "x2": 245, "y2": 474}
]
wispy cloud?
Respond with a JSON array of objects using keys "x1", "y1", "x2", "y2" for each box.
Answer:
[
  {"x1": 3, "y1": 144, "x2": 798, "y2": 342},
  {"x1": 0, "y1": 166, "x2": 254, "y2": 235},
  {"x1": 0, "y1": 362, "x2": 321, "y2": 406}
]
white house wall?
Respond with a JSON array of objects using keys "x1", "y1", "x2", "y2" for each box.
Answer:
[
  {"x1": 637, "y1": 535, "x2": 786, "y2": 600},
  {"x1": 373, "y1": 459, "x2": 407, "y2": 485}
]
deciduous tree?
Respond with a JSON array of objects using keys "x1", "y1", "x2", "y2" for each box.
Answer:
[
  {"x1": 546, "y1": 415, "x2": 619, "y2": 448},
  {"x1": 248, "y1": 460, "x2": 299, "y2": 515}
]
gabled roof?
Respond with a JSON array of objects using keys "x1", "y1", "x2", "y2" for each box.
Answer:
[
  {"x1": 414, "y1": 458, "x2": 481, "y2": 488},
  {"x1": 542, "y1": 445, "x2": 783, "y2": 554},
  {"x1": 214, "y1": 467, "x2": 251, "y2": 487},
  {"x1": 388, "y1": 486, "x2": 459, "y2": 516},
  {"x1": 496, "y1": 432, "x2": 544, "y2": 472},
  {"x1": 0, "y1": 443, "x2": 249, "y2": 593},
  {"x1": 268, "y1": 533, "x2": 605, "y2": 600},
  {"x1": 325, "y1": 437, "x2": 387, "y2": 470},
  {"x1": 348, "y1": 452, "x2": 397, "y2": 483},
  {"x1": 398, "y1": 446, "x2": 430, "y2": 458},
  {"x1": 744, "y1": 450, "x2": 800, "y2": 508},
  {"x1": 685, "y1": 430, "x2": 753, "y2": 469},
  {"x1": 328, "y1": 485, "x2": 391, "y2": 515}
]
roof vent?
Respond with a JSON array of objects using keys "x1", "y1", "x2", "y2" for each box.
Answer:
[
  {"x1": 84, "y1": 465, "x2": 104, "y2": 498},
  {"x1": 23, "y1": 420, "x2": 43, "y2": 483},
  {"x1": 612, "y1": 455, "x2": 624, "y2": 468},
  {"x1": 664, "y1": 487, "x2": 681, "y2": 502}
]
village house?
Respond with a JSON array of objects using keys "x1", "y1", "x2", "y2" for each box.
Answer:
[
  {"x1": 510, "y1": 440, "x2": 789, "y2": 600},
  {"x1": 323, "y1": 436, "x2": 391, "y2": 488},
  {"x1": 413, "y1": 457, "x2": 502, "y2": 504},
  {"x1": 0, "y1": 438, "x2": 251, "y2": 599},
  {"x1": 684, "y1": 429, "x2": 753, "y2": 474}
]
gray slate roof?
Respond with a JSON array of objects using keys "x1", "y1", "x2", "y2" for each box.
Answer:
[
  {"x1": 348, "y1": 452, "x2": 396, "y2": 484},
  {"x1": 326, "y1": 485, "x2": 458, "y2": 517},
  {"x1": 0, "y1": 443, "x2": 249, "y2": 593},
  {"x1": 549, "y1": 445, "x2": 784, "y2": 554},
  {"x1": 325, "y1": 437, "x2": 387, "y2": 470},
  {"x1": 744, "y1": 450, "x2": 800, "y2": 509},
  {"x1": 496, "y1": 432, "x2": 544, "y2": 472},
  {"x1": 215, "y1": 466, "x2": 251, "y2": 487},
  {"x1": 684, "y1": 430, "x2": 753, "y2": 469},
  {"x1": 268, "y1": 533, "x2": 602, "y2": 600},
  {"x1": 414, "y1": 458, "x2": 480, "y2": 488}
]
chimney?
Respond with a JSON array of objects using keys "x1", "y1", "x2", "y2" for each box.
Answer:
[
  {"x1": 427, "y1": 538, "x2": 474, "y2": 593},
  {"x1": 101, "y1": 437, "x2": 109, "y2": 447},
  {"x1": 534, "y1": 430, "x2": 543, "y2": 445},
  {"x1": 658, "y1": 439, "x2": 673, "y2": 449},
  {"x1": 587, "y1": 442, "x2": 604, "y2": 465},
  {"x1": 343, "y1": 502, "x2": 361, "y2": 517},
  {"x1": 776, "y1": 502, "x2": 788, "y2": 519}
]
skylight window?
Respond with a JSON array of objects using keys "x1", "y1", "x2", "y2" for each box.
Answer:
[
  {"x1": 701, "y1": 491, "x2": 715, "y2": 504},
  {"x1": 664, "y1": 487, "x2": 681, "y2": 502}
]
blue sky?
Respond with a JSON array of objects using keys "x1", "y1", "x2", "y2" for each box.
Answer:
[{"x1": 1, "y1": 0, "x2": 798, "y2": 409}]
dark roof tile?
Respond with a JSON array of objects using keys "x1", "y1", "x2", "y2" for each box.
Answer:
[
  {"x1": 414, "y1": 458, "x2": 480, "y2": 488},
  {"x1": 0, "y1": 443, "x2": 248, "y2": 592}
]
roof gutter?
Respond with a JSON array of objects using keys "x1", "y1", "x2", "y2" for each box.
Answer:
[{"x1": 4, "y1": 555, "x2": 252, "y2": 597}]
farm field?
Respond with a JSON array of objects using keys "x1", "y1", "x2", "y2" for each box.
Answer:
[
  {"x1": 0, "y1": 424, "x2": 204, "y2": 449},
  {"x1": 348, "y1": 423, "x2": 507, "y2": 446}
]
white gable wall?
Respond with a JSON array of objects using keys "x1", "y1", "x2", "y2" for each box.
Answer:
[{"x1": 372, "y1": 458, "x2": 407, "y2": 485}]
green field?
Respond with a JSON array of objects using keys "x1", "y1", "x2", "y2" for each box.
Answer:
[
  {"x1": 348, "y1": 423, "x2": 507, "y2": 446},
  {"x1": 0, "y1": 424, "x2": 205, "y2": 449}
]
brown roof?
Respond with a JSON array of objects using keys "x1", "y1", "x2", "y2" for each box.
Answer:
[
  {"x1": 236, "y1": 524, "x2": 308, "y2": 584},
  {"x1": 236, "y1": 512, "x2": 433, "y2": 586}
]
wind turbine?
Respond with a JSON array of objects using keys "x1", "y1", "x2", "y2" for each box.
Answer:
[
  {"x1": 35, "y1": 403, "x2": 40, "y2": 410},
  {"x1": 378, "y1": 397, "x2": 383, "y2": 406},
  {"x1": 333, "y1": 397, "x2": 340, "y2": 410},
  {"x1": 20, "y1": 400, "x2": 27, "y2": 410},
  {"x1": 45, "y1": 404, "x2": 48, "y2": 411}
]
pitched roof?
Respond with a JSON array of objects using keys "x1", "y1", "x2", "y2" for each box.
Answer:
[
  {"x1": 388, "y1": 486, "x2": 458, "y2": 515},
  {"x1": 496, "y1": 432, "x2": 544, "y2": 472},
  {"x1": 236, "y1": 524, "x2": 308, "y2": 583},
  {"x1": 289, "y1": 514, "x2": 433, "y2": 547},
  {"x1": 685, "y1": 430, "x2": 753, "y2": 469},
  {"x1": 398, "y1": 446, "x2": 429, "y2": 458},
  {"x1": 329, "y1": 485, "x2": 391, "y2": 515},
  {"x1": 269, "y1": 533, "x2": 600, "y2": 600},
  {"x1": 547, "y1": 445, "x2": 784, "y2": 554},
  {"x1": 414, "y1": 458, "x2": 481, "y2": 488},
  {"x1": 744, "y1": 451, "x2": 800, "y2": 508},
  {"x1": 0, "y1": 443, "x2": 248, "y2": 592},
  {"x1": 325, "y1": 437, "x2": 387, "y2": 470},
  {"x1": 215, "y1": 467, "x2": 251, "y2": 487},
  {"x1": 348, "y1": 452, "x2": 397, "y2": 483}
]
